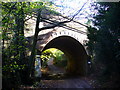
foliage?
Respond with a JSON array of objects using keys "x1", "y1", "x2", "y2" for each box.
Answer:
[
  {"x1": 2, "y1": 1, "x2": 54, "y2": 89},
  {"x1": 87, "y1": 2, "x2": 120, "y2": 85},
  {"x1": 53, "y1": 49, "x2": 67, "y2": 67},
  {"x1": 41, "y1": 49, "x2": 54, "y2": 67},
  {"x1": 41, "y1": 48, "x2": 67, "y2": 67}
]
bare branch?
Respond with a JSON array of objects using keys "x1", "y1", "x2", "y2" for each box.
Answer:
[
  {"x1": 41, "y1": 18, "x2": 87, "y2": 34},
  {"x1": 71, "y1": 1, "x2": 88, "y2": 20},
  {"x1": 56, "y1": 14, "x2": 89, "y2": 28},
  {"x1": 39, "y1": 20, "x2": 70, "y2": 31},
  {"x1": 38, "y1": 1, "x2": 90, "y2": 31},
  {"x1": 40, "y1": 15, "x2": 89, "y2": 32}
]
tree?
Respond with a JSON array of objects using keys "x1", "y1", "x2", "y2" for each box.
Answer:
[
  {"x1": 2, "y1": 1, "x2": 52, "y2": 88},
  {"x1": 2, "y1": 0, "x2": 94, "y2": 88},
  {"x1": 28, "y1": 0, "x2": 90, "y2": 77},
  {"x1": 87, "y1": 2, "x2": 120, "y2": 85}
]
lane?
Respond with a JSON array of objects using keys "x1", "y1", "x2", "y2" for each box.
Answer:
[
  {"x1": 42, "y1": 78, "x2": 92, "y2": 88},
  {"x1": 41, "y1": 58, "x2": 92, "y2": 88},
  {"x1": 47, "y1": 58, "x2": 65, "y2": 74}
]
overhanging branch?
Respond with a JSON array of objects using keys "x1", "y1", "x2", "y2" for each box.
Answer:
[
  {"x1": 41, "y1": 18, "x2": 87, "y2": 34},
  {"x1": 39, "y1": 20, "x2": 70, "y2": 31},
  {"x1": 71, "y1": 0, "x2": 88, "y2": 20},
  {"x1": 38, "y1": 1, "x2": 90, "y2": 31}
]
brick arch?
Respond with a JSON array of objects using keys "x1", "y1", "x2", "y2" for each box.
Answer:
[
  {"x1": 36, "y1": 30, "x2": 88, "y2": 52},
  {"x1": 38, "y1": 35, "x2": 88, "y2": 76}
]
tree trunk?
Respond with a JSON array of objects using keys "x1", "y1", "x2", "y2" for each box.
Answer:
[{"x1": 29, "y1": 10, "x2": 41, "y2": 77}]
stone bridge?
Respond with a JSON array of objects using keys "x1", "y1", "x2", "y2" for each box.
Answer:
[{"x1": 25, "y1": 15, "x2": 89, "y2": 76}]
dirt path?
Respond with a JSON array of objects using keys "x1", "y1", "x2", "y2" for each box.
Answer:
[
  {"x1": 42, "y1": 78, "x2": 92, "y2": 88},
  {"x1": 47, "y1": 58, "x2": 66, "y2": 74},
  {"x1": 47, "y1": 65, "x2": 65, "y2": 74},
  {"x1": 41, "y1": 65, "x2": 92, "y2": 88},
  {"x1": 41, "y1": 59, "x2": 92, "y2": 88}
]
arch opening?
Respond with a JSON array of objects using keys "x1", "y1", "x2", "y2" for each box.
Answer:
[
  {"x1": 41, "y1": 36, "x2": 88, "y2": 76},
  {"x1": 41, "y1": 48, "x2": 68, "y2": 75}
]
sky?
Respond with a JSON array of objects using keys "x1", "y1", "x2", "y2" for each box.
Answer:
[
  {"x1": 49, "y1": 0, "x2": 120, "y2": 23},
  {"x1": 52, "y1": 0, "x2": 90, "y2": 16},
  {"x1": 50, "y1": 0, "x2": 94, "y2": 23},
  {"x1": 2, "y1": 0, "x2": 95, "y2": 24}
]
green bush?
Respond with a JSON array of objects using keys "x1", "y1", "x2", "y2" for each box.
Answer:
[{"x1": 41, "y1": 48, "x2": 68, "y2": 67}]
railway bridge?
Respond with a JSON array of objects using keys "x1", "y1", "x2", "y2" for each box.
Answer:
[{"x1": 25, "y1": 15, "x2": 89, "y2": 76}]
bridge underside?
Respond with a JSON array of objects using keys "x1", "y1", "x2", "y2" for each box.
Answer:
[{"x1": 41, "y1": 36, "x2": 87, "y2": 76}]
